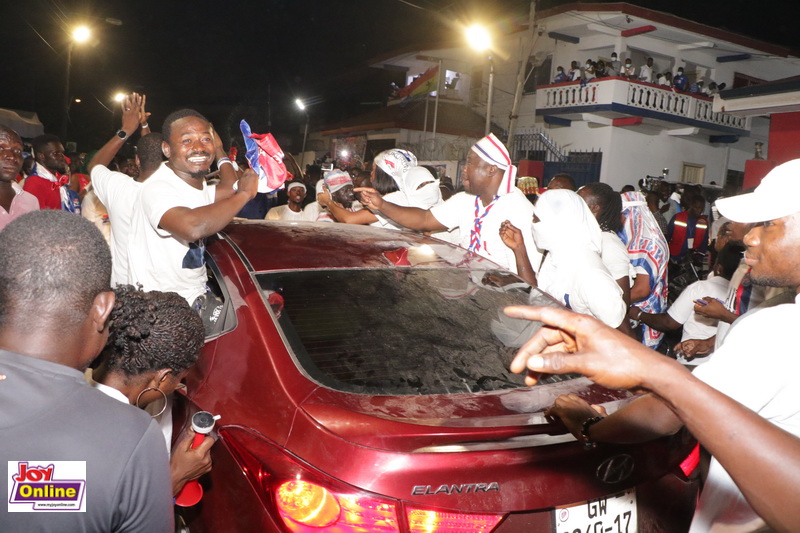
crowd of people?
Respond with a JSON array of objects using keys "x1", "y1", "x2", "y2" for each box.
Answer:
[
  {"x1": 553, "y1": 54, "x2": 725, "y2": 95},
  {"x1": 1, "y1": 90, "x2": 799, "y2": 532}
]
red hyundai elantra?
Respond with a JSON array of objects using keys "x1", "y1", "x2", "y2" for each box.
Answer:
[{"x1": 174, "y1": 220, "x2": 698, "y2": 532}]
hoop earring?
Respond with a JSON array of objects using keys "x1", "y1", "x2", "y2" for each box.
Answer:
[{"x1": 135, "y1": 387, "x2": 168, "y2": 418}]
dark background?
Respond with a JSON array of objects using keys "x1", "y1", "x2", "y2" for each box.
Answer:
[{"x1": 2, "y1": 0, "x2": 796, "y2": 153}]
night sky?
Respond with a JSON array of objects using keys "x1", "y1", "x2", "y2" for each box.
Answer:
[{"x1": 2, "y1": 0, "x2": 796, "y2": 152}]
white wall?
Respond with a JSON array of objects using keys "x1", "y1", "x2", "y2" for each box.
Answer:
[{"x1": 538, "y1": 117, "x2": 769, "y2": 190}]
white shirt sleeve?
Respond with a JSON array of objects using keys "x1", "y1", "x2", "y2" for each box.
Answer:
[
  {"x1": 430, "y1": 192, "x2": 470, "y2": 231},
  {"x1": 601, "y1": 232, "x2": 632, "y2": 281},
  {"x1": 140, "y1": 180, "x2": 216, "y2": 238},
  {"x1": 575, "y1": 269, "x2": 626, "y2": 328},
  {"x1": 667, "y1": 279, "x2": 702, "y2": 325}
]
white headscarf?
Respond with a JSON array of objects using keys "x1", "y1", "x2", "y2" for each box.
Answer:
[
  {"x1": 374, "y1": 149, "x2": 417, "y2": 189},
  {"x1": 533, "y1": 190, "x2": 611, "y2": 313},
  {"x1": 402, "y1": 166, "x2": 441, "y2": 209},
  {"x1": 532, "y1": 189, "x2": 602, "y2": 255},
  {"x1": 470, "y1": 133, "x2": 517, "y2": 196}
]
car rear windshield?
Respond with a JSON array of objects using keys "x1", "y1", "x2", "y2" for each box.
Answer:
[{"x1": 257, "y1": 268, "x2": 568, "y2": 395}]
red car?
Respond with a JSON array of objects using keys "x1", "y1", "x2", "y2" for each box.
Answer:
[{"x1": 175, "y1": 220, "x2": 698, "y2": 532}]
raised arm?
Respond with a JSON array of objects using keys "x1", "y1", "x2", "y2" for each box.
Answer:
[
  {"x1": 87, "y1": 94, "x2": 143, "y2": 172},
  {"x1": 357, "y1": 187, "x2": 446, "y2": 232},
  {"x1": 499, "y1": 221, "x2": 537, "y2": 286},
  {"x1": 211, "y1": 126, "x2": 242, "y2": 201},
  {"x1": 159, "y1": 169, "x2": 258, "y2": 242}
]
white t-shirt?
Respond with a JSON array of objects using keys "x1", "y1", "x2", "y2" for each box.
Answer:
[
  {"x1": 538, "y1": 251, "x2": 626, "y2": 328},
  {"x1": 81, "y1": 188, "x2": 111, "y2": 246},
  {"x1": 600, "y1": 231, "x2": 633, "y2": 284},
  {"x1": 372, "y1": 191, "x2": 407, "y2": 231},
  {"x1": 127, "y1": 163, "x2": 216, "y2": 303},
  {"x1": 639, "y1": 64, "x2": 654, "y2": 83},
  {"x1": 90, "y1": 165, "x2": 143, "y2": 286},
  {"x1": 690, "y1": 295, "x2": 800, "y2": 532},
  {"x1": 667, "y1": 275, "x2": 729, "y2": 347},
  {"x1": 265, "y1": 204, "x2": 318, "y2": 222},
  {"x1": 430, "y1": 190, "x2": 541, "y2": 274}
]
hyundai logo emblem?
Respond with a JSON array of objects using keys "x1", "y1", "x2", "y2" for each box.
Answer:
[{"x1": 596, "y1": 454, "x2": 635, "y2": 484}]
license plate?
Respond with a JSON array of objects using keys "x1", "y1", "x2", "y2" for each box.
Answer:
[{"x1": 553, "y1": 488, "x2": 637, "y2": 533}]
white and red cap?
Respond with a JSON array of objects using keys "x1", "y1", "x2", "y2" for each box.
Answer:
[
  {"x1": 470, "y1": 133, "x2": 517, "y2": 196},
  {"x1": 716, "y1": 159, "x2": 800, "y2": 223},
  {"x1": 323, "y1": 169, "x2": 353, "y2": 193}
]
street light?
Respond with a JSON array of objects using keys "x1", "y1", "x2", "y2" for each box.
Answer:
[
  {"x1": 466, "y1": 24, "x2": 494, "y2": 136},
  {"x1": 296, "y1": 98, "x2": 309, "y2": 168},
  {"x1": 62, "y1": 25, "x2": 91, "y2": 140}
]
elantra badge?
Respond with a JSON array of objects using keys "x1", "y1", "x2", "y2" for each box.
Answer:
[{"x1": 412, "y1": 483, "x2": 500, "y2": 496}]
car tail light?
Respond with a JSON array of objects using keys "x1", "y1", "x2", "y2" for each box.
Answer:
[
  {"x1": 276, "y1": 480, "x2": 340, "y2": 527},
  {"x1": 679, "y1": 443, "x2": 700, "y2": 477},
  {"x1": 275, "y1": 479, "x2": 400, "y2": 532},
  {"x1": 220, "y1": 426, "x2": 505, "y2": 532},
  {"x1": 222, "y1": 426, "x2": 400, "y2": 532},
  {"x1": 406, "y1": 507, "x2": 503, "y2": 532}
]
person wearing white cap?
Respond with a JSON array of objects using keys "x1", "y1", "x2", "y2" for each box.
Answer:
[
  {"x1": 316, "y1": 169, "x2": 363, "y2": 223},
  {"x1": 265, "y1": 180, "x2": 317, "y2": 221},
  {"x1": 320, "y1": 150, "x2": 441, "y2": 229},
  {"x1": 510, "y1": 159, "x2": 800, "y2": 532},
  {"x1": 358, "y1": 134, "x2": 541, "y2": 275}
]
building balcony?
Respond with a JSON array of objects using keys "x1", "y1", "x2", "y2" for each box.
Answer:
[{"x1": 536, "y1": 77, "x2": 750, "y2": 139}]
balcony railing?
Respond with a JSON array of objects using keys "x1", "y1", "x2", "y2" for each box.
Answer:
[{"x1": 537, "y1": 77, "x2": 749, "y2": 132}]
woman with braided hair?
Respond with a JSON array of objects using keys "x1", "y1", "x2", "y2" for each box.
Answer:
[
  {"x1": 577, "y1": 182, "x2": 634, "y2": 308},
  {"x1": 90, "y1": 285, "x2": 212, "y2": 496}
]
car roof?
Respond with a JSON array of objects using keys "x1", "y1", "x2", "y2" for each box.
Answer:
[{"x1": 220, "y1": 220, "x2": 497, "y2": 272}]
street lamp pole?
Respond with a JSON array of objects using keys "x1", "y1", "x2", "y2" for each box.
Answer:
[
  {"x1": 295, "y1": 99, "x2": 309, "y2": 168},
  {"x1": 466, "y1": 24, "x2": 494, "y2": 137},
  {"x1": 485, "y1": 57, "x2": 494, "y2": 136},
  {"x1": 61, "y1": 26, "x2": 91, "y2": 141},
  {"x1": 61, "y1": 40, "x2": 75, "y2": 141}
]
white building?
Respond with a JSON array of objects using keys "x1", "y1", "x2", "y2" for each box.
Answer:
[{"x1": 345, "y1": 2, "x2": 800, "y2": 190}]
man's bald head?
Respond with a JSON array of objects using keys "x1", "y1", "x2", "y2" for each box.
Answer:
[{"x1": 548, "y1": 173, "x2": 576, "y2": 191}]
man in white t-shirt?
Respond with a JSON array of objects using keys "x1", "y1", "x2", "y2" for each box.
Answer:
[
  {"x1": 638, "y1": 57, "x2": 655, "y2": 83},
  {"x1": 265, "y1": 180, "x2": 317, "y2": 221},
  {"x1": 631, "y1": 242, "x2": 744, "y2": 365},
  {"x1": 518, "y1": 159, "x2": 800, "y2": 532},
  {"x1": 357, "y1": 134, "x2": 541, "y2": 276},
  {"x1": 127, "y1": 108, "x2": 257, "y2": 307},
  {"x1": 86, "y1": 94, "x2": 160, "y2": 284}
]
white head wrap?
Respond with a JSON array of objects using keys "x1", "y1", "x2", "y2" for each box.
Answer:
[
  {"x1": 533, "y1": 190, "x2": 605, "y2": 304},
  {"x1": 532, "y1": 189, "x2": 602, "y2": 255},
  {"x1": 403, "y1": 166, "x2": 442, "y2": 209},
  {"x1": 375, "y1": 149, "x2": 417, "y2": 188},
  {"x1": 470, "y1": 133, "x2": 517, "y2": 196}
]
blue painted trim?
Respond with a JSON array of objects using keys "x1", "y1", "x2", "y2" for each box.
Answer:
[
  {"x1": 709, "y1": 135, "x2": 739, "y2": 143},
  {"x1": 548, "y1": 31, "x2": 580, "y2": 44},
  {"x1": 544, "y1": 115, "x2": 572, "y2": 127},
  {"x1": 716, "y1": 54, "x2": 751, "y2": 63},
  {"x1": 536, "y1": 102, "x2": 748, "y2": 136}
]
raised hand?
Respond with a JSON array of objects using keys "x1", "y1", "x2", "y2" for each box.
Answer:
[
  {"x1": 505, "y1": 305, "x2": 667, "y2": 390},
  {"x1": 499, "y1": 220, "x2": 525, "y2": 251},
  {"x1": 354, "y1": 187, "x2": 383, "y2": 210}
]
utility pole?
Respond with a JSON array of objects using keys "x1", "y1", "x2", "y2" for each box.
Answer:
[{"x1": 507, "y1": 1, "x2": 537, "y2": 158}]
